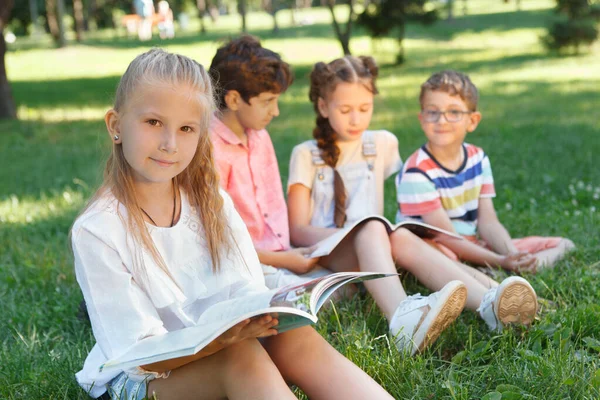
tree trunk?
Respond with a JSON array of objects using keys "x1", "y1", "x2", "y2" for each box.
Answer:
[
  {"x1": 327, "y1": 0, "x2": 354, "y2": 55},
  {"x1": 290, "y1": 0, "x2": 297, "y2": 26},
  {"x1": 73, "y1": 0, "x2": 85, "y2": 41},
  {"x1": 46, "y1": 0, "x2": 67, "y2": 47},
  {"x1": 46, "y1": 0, "x2": 60, "y2": 40},
  {"x1": 29, "y1": 0, "x2": 42, "y2": 36},
  {"x1": 272, "y1": 11, "x2": 279, "y2": 33},
  {"x1": 87, "y1": 0, "x2": 97, "y2": 31},
  {"x1": 238, "y1": 0, "x2": 247, "y2": 32},
  {"x1": 463, "y1": 0, "x2": 468, "y2": 15},
  {"x1": 198, "y1": 0, "x2": 207, "y2": 33},
  {"x1": 447, "y1": 0, "x2": 454, "y2": 21},
  {"x1": 56, "y1": 0, "x2": 67, "y2": 46},
  {"x1": 0, "y1": 0, "x2": 17, "y2": 119},
  {"x1": 396, "y1": 22, "x2": 406, "y2": 64}
]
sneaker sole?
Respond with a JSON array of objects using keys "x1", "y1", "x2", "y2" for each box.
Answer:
[
  {"x1": 495, "y1": 277, "x2": 538, "y2": 326},
  {"x1": 413, "y1": 281, "x2": 467, "y2": 354}
]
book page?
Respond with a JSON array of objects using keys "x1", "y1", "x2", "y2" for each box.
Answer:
[
  {"x1": 308, "y1": 215, "x2": 393, "y2": 258},
  {"x1": 197, "y1": 289, "x2": 277, "y2": 326},
  {"x1": 393, "y1": 220, "x2": 463, "y2": 240}
]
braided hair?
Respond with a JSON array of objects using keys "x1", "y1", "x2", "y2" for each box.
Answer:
[{"x1": 308, "y1": 56, "x2": 379, "y2": 227}]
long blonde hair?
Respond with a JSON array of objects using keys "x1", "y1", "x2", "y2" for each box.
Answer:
[{"x1": 79, "y1": 48, "x2": 230, "y2": 286}]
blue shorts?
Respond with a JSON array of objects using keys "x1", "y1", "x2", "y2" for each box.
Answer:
[{"x1": 107, "y1": 373, "x2": 150, "y2": 400}]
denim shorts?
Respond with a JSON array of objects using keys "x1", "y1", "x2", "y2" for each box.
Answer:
[{"x1": 106, "y1": 373, "x2": 150, "y2": 400}]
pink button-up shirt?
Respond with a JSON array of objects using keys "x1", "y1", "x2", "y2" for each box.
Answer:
[{"x1": 210, "y1": 116, "x2": 290, "y2": 252}]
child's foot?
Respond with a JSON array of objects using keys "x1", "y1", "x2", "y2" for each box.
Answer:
[
  {"x1": 478, "y1": 276, "x2": 538, "y2": 331},
  {"x1": 389, "y1": 280, "x2": 467, "y2": 356}
]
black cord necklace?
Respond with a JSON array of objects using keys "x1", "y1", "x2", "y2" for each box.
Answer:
[{"x1": 141, "y1": 183, "x2": 177, "y2": 227}]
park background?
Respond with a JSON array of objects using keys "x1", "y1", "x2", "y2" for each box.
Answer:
[{"x1": 1, "y1": 0, "x2": 599, "y2": 398}]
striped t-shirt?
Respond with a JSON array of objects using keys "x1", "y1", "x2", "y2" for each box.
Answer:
[{"x1": 396, "y1": 143, "x2": 495, "y2": 236}]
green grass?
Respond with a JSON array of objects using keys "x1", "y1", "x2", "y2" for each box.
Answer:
[{"x1": 2, "y1": 1, "x2": 600, "y2": 398}]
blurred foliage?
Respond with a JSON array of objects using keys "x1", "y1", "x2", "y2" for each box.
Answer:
[
  {"x1": 357, "y1": 0, "x2": 439, "y2": 64},
  {"x1": 543, "y1": 0, "x2": 600, "y2": 52}
]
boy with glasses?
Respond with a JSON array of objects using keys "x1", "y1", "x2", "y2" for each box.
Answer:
[{"x1": 396, "y1": 70, "x2": 575, "y2": 273}]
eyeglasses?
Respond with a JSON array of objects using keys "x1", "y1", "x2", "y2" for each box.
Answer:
[{"x1": 421, "y1": 109, "x2": 473, "y2": 123}]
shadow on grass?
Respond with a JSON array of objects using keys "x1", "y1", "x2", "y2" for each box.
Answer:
[
  {"x1": 2, "y1": 77, "x2": 598, "y2": 199},
  {"x1": 407, "y1": 8, "x2": 554, "y2": 42},
  {"x1": 12, "y1": 76, "x2": 120, "y2": 111},
  {"x1": 8, "y1": 7, "x2": 553, "y2": 54}
]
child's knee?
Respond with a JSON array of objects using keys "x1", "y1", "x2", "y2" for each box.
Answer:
[
  {"x1": 355, "y1": 220, "x2": 389, "y2": 241},
  {"x1": 390, "y1": 227, "x2": 419, "y2": 249},
  {"x1": 223, "y1": 339, "x2": 273, "y2": 375}
]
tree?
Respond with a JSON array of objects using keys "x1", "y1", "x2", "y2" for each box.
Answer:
[
  {"x1": 0, "y1": 0, "x2": 16, "y2": 119},
  {"x1": 327, "y1": 0, "x2": 356, "y2": 55},
  {"x1": 543, "y1": 0, "x2": 600, "y2": 53},
  {"x1": 197, "y1": 0, "x2": 218, "y2": 34},
  {"x1": 238, "y1": 0, "x2": 248, "y2": 32},
  {"x1": 73, "y1": 0, "x2": 85, "y2": 41},
  {"x1": 46, "y1": 0, "x2": 67, "y2": 47},
  {"x1": 358, "y1": 0, "x2": 438, "y2": 64},
  {"x1": 28, "y1": 0, "x2": 42, "y2": 35}
]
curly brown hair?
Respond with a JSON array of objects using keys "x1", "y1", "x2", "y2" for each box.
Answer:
[
  {"x1": 309, "y1": 55, "x2": 379, "y2": 227},
  {"x1": 209, "y1": 35, "x2": 294, "y2": 111},
  {"x1": 420, "y1": 70, "x2": 479, "y2": 111}
]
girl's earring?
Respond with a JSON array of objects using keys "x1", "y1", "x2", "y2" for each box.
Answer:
[{"x1": 113, "y1": 135, "x2": 120, "y2": 141}]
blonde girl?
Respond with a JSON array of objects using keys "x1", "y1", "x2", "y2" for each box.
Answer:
[
  {"x1": 287, "y1": 56, "x2": 539, "y2": 355},
  {"x1": 72, "y1": 49, "x2": 392, "y2": 400}
]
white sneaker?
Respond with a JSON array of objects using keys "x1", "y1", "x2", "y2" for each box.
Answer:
[
  {"x1": 478, "y1": 276, "x2": 538, "y2": 331},
  {"x1": 389, "y1": 280, "x2": 467, "y2": 356}
]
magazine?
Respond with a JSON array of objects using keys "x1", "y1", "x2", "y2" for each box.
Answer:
[
  {"x1": 309, "y1": 215, "x2": 463, "y2": 258},
  {"x1": 99, "y1": 271, "x2": 395, "y2": 373}
]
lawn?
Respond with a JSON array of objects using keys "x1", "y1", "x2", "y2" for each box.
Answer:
[{"x1": 1, "y1": 0, "x2": 600, "y2": 398}]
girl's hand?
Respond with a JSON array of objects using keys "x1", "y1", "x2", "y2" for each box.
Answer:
[
  {"x1": 281, "y1": 248, "x2": 320, "y2": 274},
  {"x1": 216, "y1": 316, "x2": 279, "y2": 348},
  {"x1": 501, "y1": 252, "x2": 538, "y2": 273}
]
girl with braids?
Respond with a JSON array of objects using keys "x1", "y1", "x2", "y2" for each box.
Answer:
[
  {"x1": 287, "y1": 56, "x2": 539, "y2": 356},
  {"x1": 72, "y1": 49, "x2": 393, "y2": 400}
]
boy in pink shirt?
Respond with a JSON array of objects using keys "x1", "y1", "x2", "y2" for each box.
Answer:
[{"x1": 209, "y1": 35, "x2": 329, "y2": 289}]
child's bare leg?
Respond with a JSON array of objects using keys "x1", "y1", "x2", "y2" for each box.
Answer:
[
  {"x1": 454, "y1": 261, "x2": 498, "y2": 289},
  {"x1": 534, "y1": 239, "x2": 576, "y2": 269},
  {"x1": 390, "y1": 229, "x2": 495, "y2": 311},
  {"x1": 264, "y1": 326, "x2": 393, "y2": 400},
  {"x1": 321, "y1": 220, "x2": 407, "y2": 321},
  {"x1": 147, "y1": 339, "x2": 295, "y2": 400}
]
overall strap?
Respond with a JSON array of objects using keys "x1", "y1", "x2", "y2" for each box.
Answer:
[
  {"x1": 362, "y1": 130, "x2": 377, "y2": 170},
  {"x1": 310, "y1": 147, "x2": 326, "y2": 166},
  {"x1": 310, "y1": 145, "x2": 327, "y2": 181}
]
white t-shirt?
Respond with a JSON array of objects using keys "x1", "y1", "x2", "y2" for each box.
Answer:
[
  {"x1": 288, "y1": 130, "x2": 402, "y2": 229},
  {"x1": 72, "y1": 189, "x2": 266, "y2": 397}
]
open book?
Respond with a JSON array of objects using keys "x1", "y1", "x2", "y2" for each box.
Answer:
[
  {"x1": 309, "y1": 215, "x2": 463, "y2": 258},
  {"x1": 99, "y1": 271, "x2": 394, "y2": 373}
]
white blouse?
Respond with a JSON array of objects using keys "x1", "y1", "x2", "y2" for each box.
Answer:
[
  {"x1": 72, "y1": 189, "x2": 266, "y2": 398},
  {"x1": 287, "y1": 130, "x2": 403, "y2": 229}
]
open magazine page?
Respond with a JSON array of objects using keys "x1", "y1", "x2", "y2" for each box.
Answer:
[
  {"x1": 312, "y1": 272, "x2": 397, "y2": 313},
  {"x1": 394, "y1": 220, "x2": 463, "y2": 240},
  {"x1": 308, "y1": 216, "x2": 392, "y2": 258},
  {"x1": 99, "y1": 320, "x2": 226, "y2": 373},
  {"x1": 308, "y1": 215, "x2": 463, "y2": 258},
  {"x1": 196, "y1": 289, "x2": 279, "y2": 326},
  {"x1": 100, "y1": 289, "x2": 319, "y2": 373},
  {"x1": 99, "y1": 272, "x2": 394, "y2": 373}
]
